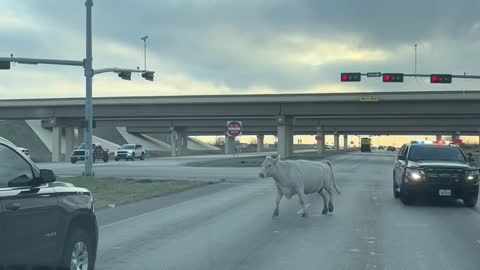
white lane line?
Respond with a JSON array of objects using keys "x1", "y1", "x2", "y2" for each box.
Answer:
[
  {"x1": 296, "y1": 203, "x2": 311, "y2": 214},
  {"x1": 100, "y1": 184, "x2": 267, "y2": 230},
  {"x1": 476, "y1": 240, "x2": 480, "y2": 244},
  {"x1": 99, "y1": 198, "x2": 198, "y2": 230}
]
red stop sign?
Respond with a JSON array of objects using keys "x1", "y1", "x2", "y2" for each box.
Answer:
[
  {"x1": 315, "y1": 135, "x2": 324, "y2": 141},
  {"x1": 227, "y1": 121, "x2": 242, "y2": 137}
]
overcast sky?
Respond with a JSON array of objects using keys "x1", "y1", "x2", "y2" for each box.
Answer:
[{"x1": 1, "y1": 0, "x2": 479, "y2": 98}]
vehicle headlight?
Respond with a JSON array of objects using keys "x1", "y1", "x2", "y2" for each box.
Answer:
[
  {"x1": 127, "y1": 150, "x2": 133, "y2": 155},
  {"x1": 406, "y1": 168, "x2": 425, "y2": 182},
  {"x1": 466, "y1": 170, "x2": 479, "y2": 181}
]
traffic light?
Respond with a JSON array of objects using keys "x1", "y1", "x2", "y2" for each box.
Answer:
[
  {"x1": 382, "y1": 73, "x2": 404, "y2": 83},
  {"x1": 142, "y1": 71, "x2": 154, "y2": 81},
  {"x1": 430, "y1": 74, "x2": 452, "y2": 84},
  {"x1": 118, "y1": 71, "x2": 131, "y2": 80},
  {"x1": 340, "y1": 73, "x2": 361, "y2": 82},
  {"x1": 0, "y1": 61, "x2": 10, "y2": 70}
]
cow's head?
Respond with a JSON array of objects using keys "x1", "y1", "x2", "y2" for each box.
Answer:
[{"x1": 258, "y1": 155, "x2": 279, "y2": 178}]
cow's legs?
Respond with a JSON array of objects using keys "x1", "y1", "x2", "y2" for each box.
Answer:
[
  {"x1": 297, "y1": 191, "x2": 308, "y2": 217},
  {"x1": 273, "y1": 187, "x2": 283, "y2": 217},
  {"x1": 325, "y1": 187, "x2": 334, "y2": 213},
  {"x1": 318, "y1": 189, "x2": 329, "y2": 215}
]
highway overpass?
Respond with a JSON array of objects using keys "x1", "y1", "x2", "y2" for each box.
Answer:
[{"x1": 2, "y1": 90, "x2": 479, "y2": 159}]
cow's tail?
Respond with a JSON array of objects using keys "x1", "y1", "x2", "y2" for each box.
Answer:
[{"x1": 324, "y1": 160, "x2": 341, "y2": 195}]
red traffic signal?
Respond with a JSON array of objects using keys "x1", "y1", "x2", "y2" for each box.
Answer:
[
  {"x1": 340, "y1": 73, "x2": 361, "y2": 82},
  {"x1": 430, "y1": 74, "x2": 452, "y2": 84},
  {"x1": 382, "y1": 73, "x2": 404, "y2": 83}
]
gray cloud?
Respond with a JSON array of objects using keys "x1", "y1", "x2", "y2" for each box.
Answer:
[{"x1": 1, "y1": 0, "x2": 480, "y2": 95}]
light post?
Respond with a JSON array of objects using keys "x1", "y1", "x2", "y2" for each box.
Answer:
[{"x1": 0, "y1": 0, "x2": 155, "y2": 176}]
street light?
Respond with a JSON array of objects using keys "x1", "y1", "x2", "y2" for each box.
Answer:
[{"x1": 0, "y1": 0, "x2": 155, "y2": 176}]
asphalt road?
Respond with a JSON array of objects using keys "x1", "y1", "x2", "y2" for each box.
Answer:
[
  {"x1": 93, "y1": 151, "x2": 480, "y2": 270},
  {"x1": 38, "y1": 150, "x2": 318, "y2": 181}
]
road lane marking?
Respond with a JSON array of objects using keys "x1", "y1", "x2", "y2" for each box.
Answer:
[
  {"x1": 99, "y1": 198, "x2": 199, "y2": 230},
  {"x1": 296, "y1": 203, "x2": 311, "y2": 214},
  {"x1": 476, "y1": 240, "x2": 480, "y2": 244}
]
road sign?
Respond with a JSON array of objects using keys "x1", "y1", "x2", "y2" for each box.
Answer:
[
  {"x1": 227, "y1": 121, "x2": 242, "y2": 137},
  {"x1": 367, "y1": 72, "x2": 381, "y2": 77},
  {"x1": 315, "y1": 135, "x2": 324, "y2": 141}
]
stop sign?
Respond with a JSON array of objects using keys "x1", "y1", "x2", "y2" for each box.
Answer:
[{"x1": 227, "y1": 121, "x2": 242, "y2": 137}]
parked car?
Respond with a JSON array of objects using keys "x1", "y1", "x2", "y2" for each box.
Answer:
[
  {"x1": 71, "y1": 143, "x2": 109, "y2": 163},
  {"x1": 0, "y1": 137, "x2": 98, "y2": 269},
  {"x1": 17, "y1": 147, "x2": 30, "y2": 157},
  {"x1": 114, "y1": 144, "x2": 145, "y2": 161},
  {"x1": 378, "y1": 145, "x2": 385, "y2": 150},
  {"x1": 393, "y1": 143, "x2": 479, "y2": 206},
  {"x1": 387, "y1": 146, "x2": 396, "y2": 151}
]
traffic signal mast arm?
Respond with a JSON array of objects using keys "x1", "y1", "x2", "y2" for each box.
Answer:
[
  {"x1": 0, "y1": 56, "x2": 84, "y2": 67},
  {"x1": 358, "y1": 72, "x2": 480, "y2": 79},
  {"x1": 94, "y1": 67, "x2": 154, "y2": 75}
]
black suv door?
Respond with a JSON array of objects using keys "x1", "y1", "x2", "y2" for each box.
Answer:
[
  {"x1": 0, "y1": 143, "x2": 61, "y2": 267},
  {"x1": 394, "y1": 144, "x2": 409, "y2": 187}
]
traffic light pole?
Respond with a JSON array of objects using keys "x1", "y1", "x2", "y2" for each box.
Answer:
[{"x1": 85, "y1": 0, "x2": 94, "y2": 176}]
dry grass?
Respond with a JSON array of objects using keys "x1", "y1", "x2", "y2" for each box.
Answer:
[{"x1": 59, "y1": 177, "x2": 207, "y2": 209}]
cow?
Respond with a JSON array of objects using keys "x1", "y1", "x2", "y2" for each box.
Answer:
[{"x1": 258, "y1": 155, "x2": 341, "y2": 218}]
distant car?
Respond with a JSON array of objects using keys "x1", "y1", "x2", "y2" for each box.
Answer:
[
  {"x1": 378, "y1": 145, "x2": 385, "y2": 150},
  {"x1": 17, "y1": 147, "x2": 30, "y2": 157},
  {"x1": 0, "y1": 137, "x2": 98, "y2": 268},
  {"x1": 393, "y1": 143, "x2": 479, "y2": 207},
  {"x1": 71, "y1": 143, "x2": 109, "y2": 163},
  {"x1": 114, "y1": 144, "x2": 145, "y2": 161},
  {"x1": 387, "y1": 146, "x2": 396, "y2": 151}
]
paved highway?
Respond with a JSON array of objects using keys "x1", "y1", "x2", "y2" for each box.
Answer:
[
  {"x1": 92, "y1": 152, "x2": 480, "y2": 270},
  {"x1": 38, "y1": 150, "x2": 317, "y2": 181}
]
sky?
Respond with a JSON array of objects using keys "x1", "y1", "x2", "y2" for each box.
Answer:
[{"x1": 1, "y1": 0, "x2": 480, "y2": 99}]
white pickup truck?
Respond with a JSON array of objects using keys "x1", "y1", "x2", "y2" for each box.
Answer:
[{"x1": 114, "y1": 144, "x2": 145, "y2": 161}]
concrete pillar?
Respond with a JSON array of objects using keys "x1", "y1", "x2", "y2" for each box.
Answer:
[
  {"x1": 316, "y1": 126, "x2": 325, "y2": 154},
  {"x1": 172, "y1": 129, "x2": 188, "y2": 156},
  {"x1": 170, "y1": 130, "x2": 177, "y2": 157},
  {"x1": 343, "y1": 134, "x2": 348, "y2": 151},
  {"x1": 334, "y1": 132, "x2": 340, "y2": 151},
  {"x1": 277, "y1": 115, "x2": 293, "y2": 159},
  {"x1": 452, "y1": 132, "x2": 460, "y2": 141},
  {"x1": 65, "y1": 127, "x2": 75, "y2": 160},
  {"x1": 179, "y1": 132, "x2": 188, "y2": 155},
  {"x1": 436, "y1": 135, "x2": 442, "y2": 142},
  {"x1": 225, "y1": 135, "x2": 235, "y2": 154},
  {"x1": 76, "y1": 127, "x2": 85, "y2": 146},
  {"x1": 52, "y1": 127, "x2": 62, "y2": 162},
  {"x1": 257, "y1": 135, "x2": 265, "y2": 152}
]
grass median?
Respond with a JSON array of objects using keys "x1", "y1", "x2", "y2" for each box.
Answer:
[{"x1": 59, "y1": 177, "x2": 208, "y2": 209}]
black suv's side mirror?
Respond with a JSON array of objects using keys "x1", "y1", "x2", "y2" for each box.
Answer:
[
  {"x1": 398, "y1": 155, "x2": 406, "y2": 161},
  {"x1": 39, "y1": 169, "x2": 56, "y2": 183}
]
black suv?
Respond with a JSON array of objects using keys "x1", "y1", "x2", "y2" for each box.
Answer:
[
  {"x1": 393, "y1": 143, "x2": 479, "y2": 207},
  {"x1": 0, "y1": 137, "x2": 98, "y2": 269}
]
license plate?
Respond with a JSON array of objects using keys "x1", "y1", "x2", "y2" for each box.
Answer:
[{"x1": 439, "y1": 189, "x2": 451, "y2": 196}]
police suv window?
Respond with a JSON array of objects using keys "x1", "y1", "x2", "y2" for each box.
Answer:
[{"x1": 0, "y1": 144, "x2": 34, "y2": 188}]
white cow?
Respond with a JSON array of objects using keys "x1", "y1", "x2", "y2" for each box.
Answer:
[{"x1": 258, "y1": 155, "x2": 341, "y2": 217}]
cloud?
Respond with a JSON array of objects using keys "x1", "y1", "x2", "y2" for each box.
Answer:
[{"x1": 1, "y1": 0, "x2": 480, "y2": 98}]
